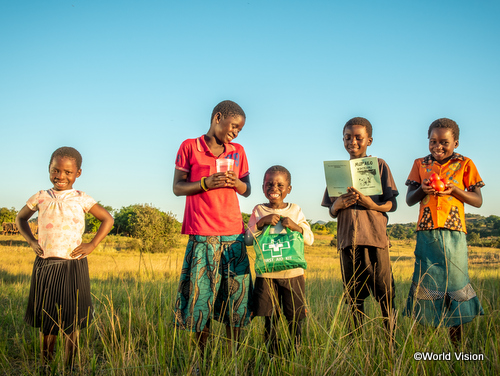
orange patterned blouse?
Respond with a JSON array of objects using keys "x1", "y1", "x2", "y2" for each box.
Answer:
[{"x1": 406, "y1": 153, "x2": 484, "y2": 233}]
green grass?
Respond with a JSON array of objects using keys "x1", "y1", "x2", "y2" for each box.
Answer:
[{"x1": 0, "y1": 234, "x2": 499, "y2": 375}]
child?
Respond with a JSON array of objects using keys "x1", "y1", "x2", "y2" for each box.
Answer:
[
  {"x1": 321, "y1": 117, "x2": 398, "y2": 336},
  {"x1": 16, "y1": 147, "x2": 114, "y2": 365},
  {"x1": 245, "y1": 165, "x2": 314, "y2": 354},
  {"x1": 404, "y1": 118, "x2": 484, "y2": 343},
  {"x1": 173, "y1": 100, "x2": 253, "y2": 353}
]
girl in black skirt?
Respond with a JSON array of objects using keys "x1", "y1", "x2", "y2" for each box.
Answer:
[{"x1": 16, "y1": 147, "x2": 114, "y2": 365}]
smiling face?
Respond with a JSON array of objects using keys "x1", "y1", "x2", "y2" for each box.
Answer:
[
  {"x1": 428, "y1": 128, "x2": 458, "y2": 163},
  {"x1": 343, "y1": 124, "x2": 373, "y2": 160},
  {"x1": 262, "y1": 171, "x2": 291, "y2": 209},
  {"x1": 49, "y1": 156, "x2": 81, "y2": 191},
  {"x1": 212, "y1": 113, "x2": 245, "y2": 144}
]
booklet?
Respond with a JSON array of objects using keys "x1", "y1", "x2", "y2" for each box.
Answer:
[{"x1": 323, "y1": 156, "x2": 382, "y2": 197}]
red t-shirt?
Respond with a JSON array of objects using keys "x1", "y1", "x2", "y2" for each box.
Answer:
[{"x1": 175, "y1": 136, "x2": 249, "y2": 235}]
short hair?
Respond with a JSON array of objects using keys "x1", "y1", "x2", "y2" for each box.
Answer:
[
  {"x1": 428, "y1": 118, "x2": 460, "y2": 141},
  {"x1": 263, "y1": 165, "x2": 291, "y2": 184},
  {"x1": 343, "y1": 117, "x2": 373, "y2": 138},
  {"x1": 49, "y1": 147, "x2": 83, "y2": 170},
  {"x1": 211, "y1": 100, "x2": 246, "y2": 123}
]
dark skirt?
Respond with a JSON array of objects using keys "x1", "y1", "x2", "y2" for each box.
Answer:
[{"x1": 25, "y1": 256, "x2": 94, "y2": 335}]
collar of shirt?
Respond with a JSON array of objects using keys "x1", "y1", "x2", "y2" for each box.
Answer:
[
  {"x1": 196, "y1": 136, "x2": 236, "y2": 157},
  {"x1": 422, "y1": 152, "x2": 465, "y2": 165}
]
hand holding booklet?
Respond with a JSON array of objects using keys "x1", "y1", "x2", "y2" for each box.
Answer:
[{"x1": 324, "y1": 156, "x2": 382, "y2": 197}]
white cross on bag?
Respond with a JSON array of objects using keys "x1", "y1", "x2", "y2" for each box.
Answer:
[{"x1": 262, "y1": 240, "x2": 290, "y2": 258}]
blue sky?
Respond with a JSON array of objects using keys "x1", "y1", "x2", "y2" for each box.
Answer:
[{"x1": 1, "y1": 0, "x2": 499, "y2": 225}]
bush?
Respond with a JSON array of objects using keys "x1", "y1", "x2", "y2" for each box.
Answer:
[
  {"x1": 330, "y1": 236, "x2": 337, "y2": 247},
  {"x1": 242, "y1": 212, "x2": 250, "y2": 226},
  {"x1": 387, "y1": 222, "x2": 417, "y2": 240},
  {"x1": 0, "y1": 207, "x2": 17, "y2": 226},
  {"x1": 325, "y1": 221, "x2": 337, "y2": 235},
  {"x1": 468, "y1": 232, "x2": 481, "y2": 246},
  {"x1": 493, "y1": 238, "x2": 500, "y2": 249},
  {"x1": 113, "y1": 204, "x2": 181, "y2": 253},
  {"x1": 311, "y1": 223, "x2": 326, "y2": 233},
  {"x1": 112, "y1": 205, "x2": 139, "y2": 236}
]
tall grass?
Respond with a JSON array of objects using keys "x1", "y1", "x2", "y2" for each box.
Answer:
[{"x1": 0, "y1": 234, "x2": 498, "y2": 375}]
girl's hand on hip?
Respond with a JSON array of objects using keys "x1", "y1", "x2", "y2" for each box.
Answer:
[
  {"x1": 71, "y1": 243, "x2": 96, "y2": 259},
  {"x1": 30, "y1": 241, "x2": 44, "y2": 256}
]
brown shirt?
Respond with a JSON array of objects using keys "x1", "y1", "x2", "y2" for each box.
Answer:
[{"x1": 321, "y1": 158, "x2": 398, "y2": 250}]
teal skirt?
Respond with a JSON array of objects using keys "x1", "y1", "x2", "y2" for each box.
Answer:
[
  {"x1": 404, "y1": 229, "x2": 483, "y2": 327},
  {"x1": 174, "y1": 234, "x2": 253, "y2": 332}
]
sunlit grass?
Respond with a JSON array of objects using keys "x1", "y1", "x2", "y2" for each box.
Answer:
[{"x1": 0, "y1": 234, "x2": 498, "y2": 375}]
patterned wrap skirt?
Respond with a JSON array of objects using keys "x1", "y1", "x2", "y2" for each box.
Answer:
[
  {"x1": 404, "y1": 229, "x2": 484, "y2": 327},
  {"x1": 25, "y1": 256, "x2": 94, "y2": 335},
  {"x1": 174, "y1": 234, "x2": 253, "y2": 332}
]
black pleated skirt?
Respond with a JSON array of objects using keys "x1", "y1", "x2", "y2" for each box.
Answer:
[{"x1": 25, "y1": 256, "x2": 94, "y2": 335}]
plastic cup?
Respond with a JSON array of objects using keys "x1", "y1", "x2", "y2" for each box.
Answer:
[{"x1": 216, "y1": 158, "x2": 234, "y2": 172}]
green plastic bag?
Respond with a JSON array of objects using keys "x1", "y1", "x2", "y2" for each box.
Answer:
[{"x1": 254, "y1": 225, "x2": 307, "y2": 274}]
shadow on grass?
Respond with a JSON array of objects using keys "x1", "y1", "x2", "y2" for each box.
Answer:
[
  {"x1": 0, "y1": 268, "x2": 30, "y2": 284},
  {"x1": 0, "y1": 239, "x2": 29, "y2": 247},
  {"x1": 390, "y1": 255, "x2": 414, "y2": 262}
]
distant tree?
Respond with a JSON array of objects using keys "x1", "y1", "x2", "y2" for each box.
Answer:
[
  {"x1": 465, "y1": 213, "x2": 484, "y2": 219},
  {"x1": 325, "y1": 221, "x2": 337, "y2": 235},
  {"x1": 389, "y1": 223, "x2": 407, "y2": 239},
  {"x1": 385, "y1": 216, "x2": 500, "y2": 242},
  {"x1": 311, "y1": 223, "x2": 326, "y2": 232},
  {"x1": 387, "y1": 222, "x2": 417, "y2": 240},
  {"x1": 0, "y1": 207, "x2": 17, "y2": 225},
  {"x1": 112, "y1": 204, "x2": 181, "y2": 252},
  {"x1": 131, "y1": 204, "x2": 181, "y2": 252},
  {"x1": 242, "y1": 212, "x2": 251, "y2": 226},
  {"x1": 485, "y1": 215, "x2": 500, "y2": 235},
  {"x1": 85, "y1": 203, "x2": 114, "y2": 233},
  {"x1": 493, "y1": 238, "x2": 500, "y2": 249},
  {"x1": 468, "y1": 232, "x2": 481, "y2": 245},
  {"x1": 112, "y1": 205, "x2": 139, "y2": 236}
]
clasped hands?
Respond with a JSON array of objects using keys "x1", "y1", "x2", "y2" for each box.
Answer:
[
  {"x1": 421, "y1": 179, "x2": 454, "y2": 196},
  {"x1": 335, "y1": 187, "x2": 373, "y2": 211},
  {"x1": 257, "y1": 214, "x2": 302, "y2": 233},
  {"x1": 204, "y1": 171, "x2": 238, "y2": 190}
]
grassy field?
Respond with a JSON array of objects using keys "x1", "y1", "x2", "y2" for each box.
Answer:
[{"x1": 0, "y1": 234, "x2": 499, "y2": 375}]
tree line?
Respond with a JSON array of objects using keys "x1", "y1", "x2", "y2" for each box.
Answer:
[
  {"x1": 242, "y1": 212, "x2": 500, "y2": 248},
  {"x1": 1, "y1": 205, "x2": 181, "y2": 253},
  {"x1": 386, "y1": 214, "x2": 500, "y2": 248},
  {"x1": 3, "y1": 206, "x2": 500, "y2": 250}
]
